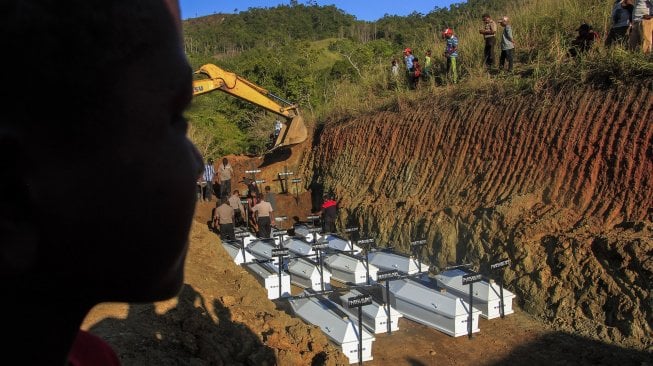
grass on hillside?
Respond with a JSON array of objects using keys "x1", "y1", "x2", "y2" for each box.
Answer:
[{"x1": 320, "y1": 0, "x2": 652, "y2": 125}]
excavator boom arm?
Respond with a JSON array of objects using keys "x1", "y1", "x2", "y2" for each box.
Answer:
[
  {"x1": 193, "y1": 64, "x2": 297, "y2": 118},
  {"x1": 192, "y1": 63, "x2": 307, "y2": 151}
]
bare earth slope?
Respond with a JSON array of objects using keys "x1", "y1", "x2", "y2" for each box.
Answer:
[
  {"x1": 305, "y1": 83, "x2": 652, "y2": 351},
  {"x1": 82, "y1": 82, "x2": 652, "y2": 364},
  {"x1": 82, "y1": 220, "x2": 348, "y2": 366}
]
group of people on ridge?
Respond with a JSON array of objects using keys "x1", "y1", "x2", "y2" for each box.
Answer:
[
  {"x1": 397, "y1": 13, "x2": 515, "y2": 87},
  {"x1": 397, "y1": 0, "x2": 652, "y2": 87}
]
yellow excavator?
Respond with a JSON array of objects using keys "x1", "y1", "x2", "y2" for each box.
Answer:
[{"x1": 192, "y1": 63, "x2": 308, "y2": 152}]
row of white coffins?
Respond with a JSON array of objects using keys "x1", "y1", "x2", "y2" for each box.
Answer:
[{"x1": 221, "y1": 228, "x2": 516, "y2": 364}]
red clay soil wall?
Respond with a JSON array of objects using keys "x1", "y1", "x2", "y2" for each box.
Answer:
[{"x1": 303, "y1": 82, "x2": 652, "y2": 351}]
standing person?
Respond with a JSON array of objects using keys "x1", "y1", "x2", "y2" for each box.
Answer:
[
  {"x1": 629, "y1": 0, "x2": 653, "y2": 53},
  {"x1": 480, "y1": 14, "x2": 498, "y2": 68},
  {"x1": 442, "y1": 28, "x2": 459, "y2": 84},
  {"x1": 1, "y1": 0, "x2": 203, "y2": 365},
  {"x1": 403, "y1": 48, "x2": 415, "y2": 88},
  {"x1": 218, "y1": 157, "x2": 234, "y2": 199},
  {"x1": 229, "y1": 190, "x2": 246, "y2": 227},
  {"x1": 253, "y1": 195, "x2": 275, "y2": 238},
  {"x1": 203, "y1": 158, "x2": 215, "y2": 202},
  {"x1": 607, "y1": 0, "x2": 635, "y2": 47},
  {"x1": 390, "y1": 58, "x2": 400, "y2": 88},
  {"x1": 214, "y1": 197, "x2": 235, "y2": 240},
  {"x1": 247, "y1": 190, "x2": 261, "y2": 233},
  {"x1": 273, "y1": 120, "x2": 282, "y2": 140},
  {"x1": 498, "y1": 16, "x2": 516, "y2": 72},
  {"x1": 264, "y1": 185, "x2": 277, "y2": 211},
  {"x1": 197, "y1": 172, "x2": 206, "y2": 202},
  {"x1": 423, "y1": 50, "x2": 433, "y2": 82},
  {"x1": 412, "y1": 57, "x2": 422, "y2": 89},
  {"x1": 391, "y1": 59, "x2": 399, "y2": 77},
  {"x1": 243, "y1": 176, "x2": 260, "y2": 198},
  {"x1": 319, "y1": 194, "x2": 338, "y2": 233}
]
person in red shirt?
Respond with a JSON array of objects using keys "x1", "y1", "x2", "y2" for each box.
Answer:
[
  {"x1": 1, "y1": 1, "x2": 202, "y2": 365},
  {"x1": 319, "y1": 194, "x2": 339, "y2": 233}
]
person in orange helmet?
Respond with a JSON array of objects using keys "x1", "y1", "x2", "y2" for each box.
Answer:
[{"x1": 442, "y1": 28, "x2": 459, "y2": 83}]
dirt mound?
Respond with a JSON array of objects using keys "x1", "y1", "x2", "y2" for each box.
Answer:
[{"x1": 82, "y1": 220, "x2": 348, "y2": 366}]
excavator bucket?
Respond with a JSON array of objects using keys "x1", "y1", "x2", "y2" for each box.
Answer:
[{"x1": 273, "y1": 115, "x2": 308, "y2": 150}]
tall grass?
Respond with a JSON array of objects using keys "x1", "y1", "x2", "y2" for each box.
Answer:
[{"x1": 322, "y1": 0, "x2": 651, "y2": 121}]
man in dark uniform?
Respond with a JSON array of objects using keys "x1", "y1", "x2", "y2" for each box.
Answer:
[
  {"x1": 252, "y1": 195, "x2": 274, "y2": 238},
  {"x1": 214, "y1": 196, "x2": 235, "y2": 240}
]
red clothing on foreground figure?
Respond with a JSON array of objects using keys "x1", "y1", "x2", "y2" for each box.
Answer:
[{"x1": 68, "y1": 330, "x2": 120, "y2": 366}]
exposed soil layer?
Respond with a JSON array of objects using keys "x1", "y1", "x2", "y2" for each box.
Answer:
[
  {"x1": 304, "y1": 83, "x2": 653, "y2": 352},
  {"x1": 83, "y1": 82, "x2": 652, "y2": 364}
]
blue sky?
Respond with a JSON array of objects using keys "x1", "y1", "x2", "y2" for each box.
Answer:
[{"x1": 180, "y1": 1, "x2": 463, "y2": 21}]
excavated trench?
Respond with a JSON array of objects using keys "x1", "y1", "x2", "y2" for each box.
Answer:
[
  {"x1": 84, "y1": 81, "x2": 651, "y2": 364},
  {"x1": 293, "y1": 82, "x2": 652, "y2": 351}
]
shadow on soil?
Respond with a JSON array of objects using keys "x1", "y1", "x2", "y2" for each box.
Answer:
[
  {"x1": 489, "y1": 330, "x2": 652, "y2": 366},
  {"x1": 89, "y1": 284, "x2": 276, "y2": 365}
]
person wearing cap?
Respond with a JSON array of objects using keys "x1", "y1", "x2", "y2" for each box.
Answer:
[
  {"x1": 479, "y1": 14, "x2": 497, "y2": 68},
  {"x1": 569, "y1": 23, "x2": 600, "y2": 57},
  {"x1": 498, "y1": 16, "x2": 515, "y2": 72},
  {"x1": 442, "y1": 28, "x2": 459, "y2": 84},
  {"x1": 628, "y1": 0, "x2": 653, "y2": 53},
  {"x1": 403, "y1": 47, "x2": 415, "y2": 88}
]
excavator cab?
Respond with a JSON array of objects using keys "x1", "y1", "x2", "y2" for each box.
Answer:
[{"x1": 192, "y1": 64, "x2": 308, "y2": 152}]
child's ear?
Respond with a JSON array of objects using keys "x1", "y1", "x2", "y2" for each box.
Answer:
[{"x1": 0, "y1": 134, "x2": 39, "y2": 275}]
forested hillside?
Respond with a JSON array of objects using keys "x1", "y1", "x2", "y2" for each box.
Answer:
[
  {"x1": 182, "y1": 0, "x2": 539, "y2": 157},
  {"x1": 182, "y1": 0, "x2": 650, "y2": 159}
]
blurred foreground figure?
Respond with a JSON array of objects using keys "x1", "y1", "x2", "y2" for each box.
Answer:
[{"x1": 0, "y1": 0, "x2": 202, "y2": 364}]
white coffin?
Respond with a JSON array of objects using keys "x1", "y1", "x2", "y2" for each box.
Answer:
[
  {"x1": 288, "y1": 293, "x2": 375, "y2": 364},
  {"x1": 221, "y1": 240, "x2": 256, "y2": 265},
  {"x1": 282, "y1": 237, "x2": 316, "y2": 257},
  {"x1": 242, "y1": 262, "x2": 291, "y2": 299},
  {"x1": 287, "y1": 257, "x2": 332, "y2": 291},
  {"x1": 382, "y1": 278, "x2": 480, "y2": 337},
  {"x1": 435, "y1": 269, "x2": 516, "y2": 319},
  {"x1": 247, "y1": 238, "x2": 281, "y2": 265},
  {"x1": 293, "y1": 224, "x2": 323, "y2": 243},
  {"x1": 338, "y1": 289, "x2": 402, "y2": 334},
  {"x1": 323, "y1": 252, "x2": 378, "y2": 285},
  {"x1": 323, "y1": 234, "x2": 362, "y2": 255},
  {"x1": 367, "y1": 250, "x2": 423, "y2": 275}
]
